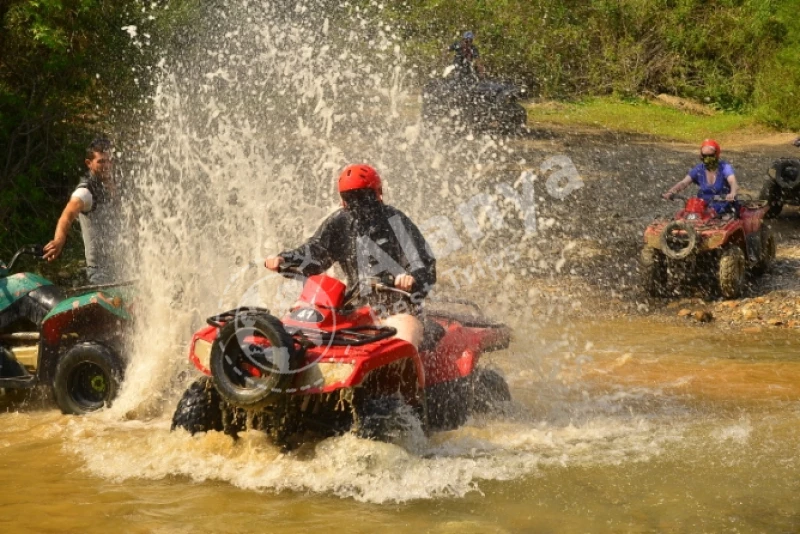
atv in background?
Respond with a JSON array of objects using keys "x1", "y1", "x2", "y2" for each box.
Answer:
[
  {"x1": 759, "y1": 158, "x2": 800, "y2": 218},
  {"x1": 172, "y1": 265, "x2": 512, "y2": 447},
  {"x1": 421, "y1": 66, "x2": 528, "y2": 133},
  {"x1": 0, "y1": 245, "x2": 132, "y2": 414},
  {"x1": 640, "y1": 196, "x2": 775, "y2": 299}
]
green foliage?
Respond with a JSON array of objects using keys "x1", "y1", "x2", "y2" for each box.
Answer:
[
  {"x1": 388, "y1": 0, "x2": 799, "y2": 124},
  {"x1": 0, "y1": 0, "x2": 181, "y2": 258}
]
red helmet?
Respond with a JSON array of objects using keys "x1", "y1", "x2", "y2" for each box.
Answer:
[
  {"x1": 338, "y1": 164, "x2": 382, "y2": 196},
  {"x1": 700, "y1": 139, "x2": 721, "y2": 157}
]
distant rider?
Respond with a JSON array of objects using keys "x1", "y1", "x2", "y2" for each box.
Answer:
[
  {"x1": 444, "y1": 31, "x2": 485, "y2": 79},
  {"x1": 264, "y1": 164, "x2": 436, "y2": 351},
  {"x1": 662, "y1": 139, "x2": 739, "y2": 216}
]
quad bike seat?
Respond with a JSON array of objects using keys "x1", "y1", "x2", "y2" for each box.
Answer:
[{"x1": 0, "y1": 285, "x2": 66, "y2": 331}]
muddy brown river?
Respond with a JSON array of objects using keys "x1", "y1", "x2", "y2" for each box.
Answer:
[{"x1": 2, "y1": 317, "x2": 798, "y2": 533}]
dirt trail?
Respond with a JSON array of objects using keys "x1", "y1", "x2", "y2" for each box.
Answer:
[{"x1": 503, "y1": 123, "x2": 800, "y2": 330}]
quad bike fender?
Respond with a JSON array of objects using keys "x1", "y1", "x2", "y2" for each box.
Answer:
[
  {"x1": 0, "y1": 273, "x2": 52, "y2": 313},
  {"x1": 293, "y1": 338, "x2": 423, "y2": 394},
  {"x1": 41, "y1": 292, "x2": 130, "y2": 350},
  {"x1": 188, "y1": 324, "x2": 424, "y2": 395}
]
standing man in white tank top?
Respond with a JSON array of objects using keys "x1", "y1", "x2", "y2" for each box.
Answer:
[{"x1": 43, "y1": 138, "x2": 120, "y2": 284}]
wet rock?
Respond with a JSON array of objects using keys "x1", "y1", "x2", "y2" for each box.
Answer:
[
  {"x1": 677, "y1": 309, "x2": 692, "y2": 317},
  {"x1": 767, "y1": 318, "x2": 784, "y2": 326},
  {"x1": 754, "y1": 297, "x2": 768, "y2": 304},
  {"x1": 741, "y1": 308, "x2": 759, "y2": 321},
  {"x1": 693, "y1": 311, "x2": 713, "y2": 322},
  {"x1": 721, "y1": 300, "x2": 738, "y2": 309}
]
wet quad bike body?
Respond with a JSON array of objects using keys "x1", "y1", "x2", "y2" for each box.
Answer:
[
  {"x1": 172, "y1": 271, "x2": 512, "y2": 445},
  {"x1": 641, "y1": 197, "x2": 775, "y2": 298},
  {"x1": 421, "y1": 68, "x2": 527, "y2": 132},
  {"x1": 0, "y1": 246, "x2": 132, "y2": 414},
  {"x1": 759, "y1": 158, "x2": 800, "y2": 218}
]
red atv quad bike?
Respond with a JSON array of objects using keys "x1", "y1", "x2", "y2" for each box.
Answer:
[
  {"x1": 171, "y1": 266, "x2": 512, "y2": 447},
  {"x1": 640, "y1": 195, "x2": 776, "y2": 298}
]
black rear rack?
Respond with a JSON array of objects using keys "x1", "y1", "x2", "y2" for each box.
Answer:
[
  {"x1": 206, "y1": 308, "x2": 397, "y2": 347},
  {"x1": 287, "y1": 325, "x2": 397, "y2": 347}
]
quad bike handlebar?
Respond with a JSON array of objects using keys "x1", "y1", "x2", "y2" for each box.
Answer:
[
  {"x1": 277, "y1": 261, "x2": 412, "y2": 298},
  {"x1": 3, "y1": 244, "x2": 45, "y2": 274}
]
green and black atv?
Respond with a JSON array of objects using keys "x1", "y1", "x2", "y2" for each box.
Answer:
[{"x1": 0, "y1": 245, "x2": 132, "y2": 414}]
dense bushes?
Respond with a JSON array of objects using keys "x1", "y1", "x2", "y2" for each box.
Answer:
[{"x1": 389, "y1": 0, "x2": 800, "y2": 126}]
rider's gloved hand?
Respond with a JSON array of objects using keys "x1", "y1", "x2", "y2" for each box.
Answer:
[
  {"x1": 661, "y1": 191, "x2": 674, "y2": 200},
  {"x1": 725, "y1": 193, "x2": 736, "y2": 201},
  {"x1": 395, "y1": 274, "x2": 416, "y2": 292},
  {"x1": 264, "y1": 256, "x2": 284, "y2": 271}
]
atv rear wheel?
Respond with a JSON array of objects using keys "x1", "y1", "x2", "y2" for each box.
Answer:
[
  {"x1": 210, "y1": 313, "x2": 300, "y2": 410},
  {"x1": 53, "y1": 342, "x2": 123, "y2": 415},
  {"x1": 471, "y1": 368, "x2": 511, "y2": 414},
  {"x1": 641, "y1": 247, "x2": 668, "y2": 297},
  {"x1": 759, "y1": 181, "x2": 784, "y2": 219},
  {"x1": 718, "y1": 246, "x2": 746, "y2": 298},
  {"x1": 171, "y1": 376, "x2": 223, "y2": 434},
  {"x1": 354, "y1": 395, "x2": 420, "y2": 442}
]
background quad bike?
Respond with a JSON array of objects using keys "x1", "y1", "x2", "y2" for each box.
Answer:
[
  {"x1": 640, "y1": 196, "x2": 776, "y2": 299},
  {"x1": 0, "y1": 245, "x2": 132, "y2": 414},
  {"x1": 759, "y1": 158, "x2": 800, "y2": 218},
  {"x1": 421, "y1": 69, "x2": 528, "y2": 133}
]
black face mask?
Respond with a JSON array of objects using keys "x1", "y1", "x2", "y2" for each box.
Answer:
[{"x1": 702, "y1": 155, "x2": 719, "y2": 170}]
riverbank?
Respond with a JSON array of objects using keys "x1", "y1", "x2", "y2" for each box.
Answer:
[{"x1": 501, "y1": 100, "x2": 800, "y2": 331}]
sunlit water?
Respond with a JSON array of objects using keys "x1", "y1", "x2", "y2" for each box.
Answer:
[{"x1": 1, "y1": 317, "x2": 799, "y2": 532}]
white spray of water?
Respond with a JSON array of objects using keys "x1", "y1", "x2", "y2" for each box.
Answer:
[{"x1": 110, "y1": 1, "x2": 529, "y2": 416}]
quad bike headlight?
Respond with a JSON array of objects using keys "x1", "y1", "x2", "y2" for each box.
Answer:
[{"x1": 193, "y1": 338, "x2": 213, "y2": 371}]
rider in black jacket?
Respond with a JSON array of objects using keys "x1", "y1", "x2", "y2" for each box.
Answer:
[{"x1": 265, "y1": 164, "x2": 436, "y2": 350}]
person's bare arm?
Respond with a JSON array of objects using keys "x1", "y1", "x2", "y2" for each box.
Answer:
[
  {"x1": 663, "y1": 175, "x2": 693, "y2": 199},
  {"x1": 43, "y1": 197, "x2": 85, "y2": 261},
  {"x1": 725, "y1": 174, "x2": 739, "y2": 201}
]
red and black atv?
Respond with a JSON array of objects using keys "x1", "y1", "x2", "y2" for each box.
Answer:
[
  {"x1": 640, "y1": 195, "x2": 776, "y2": 298},
  {"x1": 171, "y1": 266, "x2": 512, "y2": 446}
]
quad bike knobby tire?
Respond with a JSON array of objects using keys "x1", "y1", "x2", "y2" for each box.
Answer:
[
  {"x1": 659, "y1": 221, "x2": 697, "y2": 260},
  {"x1": 759, "y1": 181, "x2": 783, "y2": 219},
  {"x1": 354, "y1": 395, "x2": 419, "y2": 442},
  {"x1": 471, "y1": 368, "x2": 512, "y2": 414},
  {"x1": 718, "y1": 246, "x2": 746, "y2": 299},
  {"x1": 753, "y1": 226, "x2": 777, "y2": 275},
  {"x1": 171, "y1": 376, "x2": 224, "y2": 434},
  {"x1": 641, "y1": 247, "x2": 668, "y2": 297},
  {"x1": 209, "y1": 313, "x2": 300, "y2": 410},
  {"x1": 53, "y1": 342, "x2": 124, "y2": 415}
]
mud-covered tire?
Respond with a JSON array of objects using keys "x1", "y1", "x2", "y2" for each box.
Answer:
[
  {"x1": 659, "y1": 221, "x2": 697, "y2": 260},
  {"x1": 52, "y1": 342, "x2": 124, "y2": 415},
  {"x1": 209, "y1": 313, "x2": 300, "y2": 410},
  {"x1": 759, "y1": 181, "x2": 784, "y2": 219},
  {"x1": 171, "y1": 376, "x2": 224, "y2": 434},
  {"x1": 641, "y1": 247, "x2": 668, "y2": 297},
  {"x1": 354, "y1": 396, "x2": 418, "y2": 442},
  {"x1": 718, "y1": 246, "x2": 746, "y2": 298},
  {"x1": 753, "y1": 226, "x2": 777, "y2": 275},
  {"x1": 471, "y1": 368, "x2": 511, "y2": 414}
]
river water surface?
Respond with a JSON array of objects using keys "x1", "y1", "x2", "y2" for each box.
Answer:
[{"x1": 2, "y1": 317, "x2": 798, "y2": 533}]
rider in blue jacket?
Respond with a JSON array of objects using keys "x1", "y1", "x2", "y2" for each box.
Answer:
[{"x1": 663, "y1": 139, "x2": 739, "y2": 216}]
